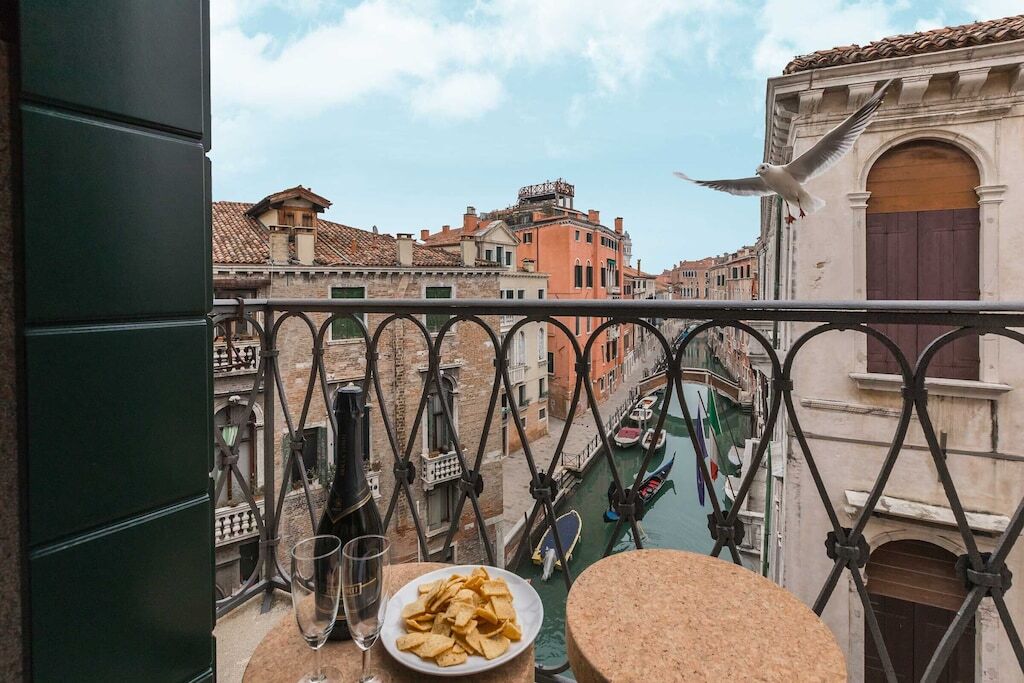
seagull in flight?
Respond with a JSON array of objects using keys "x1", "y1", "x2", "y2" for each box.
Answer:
[{"x1": 675, "y1": 79, "x2": 896, "y2": 225}]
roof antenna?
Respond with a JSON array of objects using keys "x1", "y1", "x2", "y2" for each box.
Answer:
[{"x1": 372, "y1": 225, "x2": 379, "y2": 234}]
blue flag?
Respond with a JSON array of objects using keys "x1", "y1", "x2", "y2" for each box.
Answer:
[{"x1": 695, "y1": 407, "x2": 706, "y2": 507}]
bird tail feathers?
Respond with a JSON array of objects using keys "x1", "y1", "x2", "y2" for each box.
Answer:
[{"x1": 800, "y1": 191, "x2": 826, "y2": 215}]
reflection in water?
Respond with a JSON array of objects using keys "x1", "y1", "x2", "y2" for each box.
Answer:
[{"x1": 514, "y1": 380, "x2": 749, "y2": 669}]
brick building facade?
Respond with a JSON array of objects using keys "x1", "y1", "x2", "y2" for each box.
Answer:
[{"x1": 211, "y1": 187, "x2": 506, "y2": 595}]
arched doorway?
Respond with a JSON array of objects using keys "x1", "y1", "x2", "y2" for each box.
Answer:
[
  {"x1": 866, "y1": 140, "x2": 980, "y2": 379},
  {"x1": 864, "y1": 539, "x2": 975, "y2": 682}
]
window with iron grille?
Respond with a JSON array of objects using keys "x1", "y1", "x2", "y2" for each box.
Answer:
[
  {"x1": 330, "y1": 286, "x2": 366, "y2": 340},
  {"x1": 425, "y1": 286, "x2": 452, "y2": 333}
]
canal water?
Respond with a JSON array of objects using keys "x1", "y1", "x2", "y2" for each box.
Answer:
[{"x1": 513, "y1": 377, "x2": 750, "y2": 669}]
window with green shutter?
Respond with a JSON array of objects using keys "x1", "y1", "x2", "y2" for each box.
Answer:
[
  {"x1": 425, "y1": 286, "x2": 452, "y2": 334},
  {"x1": 330, "y1": 286, "x2": 366, "y2": 340}
]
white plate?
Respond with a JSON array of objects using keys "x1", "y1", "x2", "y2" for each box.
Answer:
[{"x1": 380, "y1": 564, "x2": 543, "y2": 677}]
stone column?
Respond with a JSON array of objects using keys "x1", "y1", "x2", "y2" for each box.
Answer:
[{"x1": 977, "y1": 184, "x2": 1006, "y2": 384}]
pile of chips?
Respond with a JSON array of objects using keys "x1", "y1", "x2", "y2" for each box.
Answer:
[{"x1": 395, "y1": 566, "x2": 521, "y2": 667}]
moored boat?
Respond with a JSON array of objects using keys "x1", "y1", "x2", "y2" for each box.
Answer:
[
  {"x1": 604, "y1": 454, "x2": 676, "y2": 522},
  {"x1": 532, "y1": 509, "x2": 583, "y2": 571},
  {"x1": 637, "y1": 395, "x2": 658, "y2": 411},
  {"x1": 640, "y1": 428, "x2": 667, "y2": 451},
  {"x1": 614, "y1": 425, "x2": 643, "y2": 448},
  {"x1": 628, "y1": 407, "x2": 653, "y2": 423}
]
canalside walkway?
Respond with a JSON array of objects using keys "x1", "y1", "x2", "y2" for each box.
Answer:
[{"x1": 500, "y1": 321, "x2": 683, "y2": 564}]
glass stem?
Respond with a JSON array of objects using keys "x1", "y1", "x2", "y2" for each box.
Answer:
[
  {"x1": 316, "y1": 644, "x2": 324, "y2": 682},
  {"x1": 361, "y1": 646, "x2": 369, "y2": 681}
]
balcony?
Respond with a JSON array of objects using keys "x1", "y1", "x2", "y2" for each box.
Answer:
[
  {"x1": 421, "y1": 449, "x2": 463, "y2": 489},
  {"x1": 213, "y1": 339, "x2": 261, "y2": 376},
  {"x1": 508, "y1": 362, "x2": 527, "y2": 385},
  {"x1": 607, "y1": 325, "x2": 619, "y2": 340},
  {"x1": 500, "y1": 314, "x2": 518, "y2": 331},
  {"x1": 214, "y1": 501, "x2": 263, "y2": 547},
  {"x1": 607, "y1": 285, "x2": 621, "y2": 295},
  {"x1": 210, "y1": 297, "x2": 1024, "y2": 681}
]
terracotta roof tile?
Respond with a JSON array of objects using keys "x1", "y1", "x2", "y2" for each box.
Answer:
[
  {"x1": 212, "y1": 201, "x2": 466, "y2": 268},
  {"x1": 421, "y1": 227, "x2": 466, "y2": 247},
  {"x1": 784, "y1": 14, "x2": 1024, "y2": 74}
]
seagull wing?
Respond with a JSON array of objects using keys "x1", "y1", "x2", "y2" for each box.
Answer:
[
  {"x1": 673, "y1": 171, "x2": 773, "y2": 197},
  {"x1": 784, "y1": 78, "x2": 895, "y2": 184}
]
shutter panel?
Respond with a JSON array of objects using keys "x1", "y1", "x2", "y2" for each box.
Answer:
[
  {"x1": 916, "y1": 210, "x2": 979, "y2": 380},
  {"x1": 867, "y1": 212, "x2": 916, "y2": 374}
]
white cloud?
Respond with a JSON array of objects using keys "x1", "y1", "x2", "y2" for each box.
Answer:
[
  {"x1": 410, "y1": 71, "x2": 504, "y2": 120},
  {"x1": 965, "y1": 0, "x2": 1024, "y2": 21},
  {"x1": 212, "y1": 0, "x2": 734, "y2": 120},
  {"x1": 751, "y1": 0, "x2": 903, "y2": 77}
]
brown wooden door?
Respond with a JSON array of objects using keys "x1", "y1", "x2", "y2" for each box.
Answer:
[{"x1": 864, "y1": 594, "x2": 975, "y2": 682}]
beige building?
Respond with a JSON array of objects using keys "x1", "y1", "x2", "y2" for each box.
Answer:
[
  {"x1": 211, "y1": 186, "x2": 507, "y2": 596},
  {"x1": 665, "y1": 257, "x2": 714, "y2": 300},
  {"x1": 422, "y1": 211, "x2": 551, "y2": 452},
  {"x1": 757, "y1": 17, "x2": 1024, "y2": 681}
]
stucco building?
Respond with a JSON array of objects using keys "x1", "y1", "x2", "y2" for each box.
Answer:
[
  {"x1": 475, "y1": 180, "x2": 629, "y2": 419},
  {"x1": 756, "y1": 16, "x2": 1024, "y2": 681},
  {"x1": 211, "y1": 186, "x2": 507, "y2": 595},
  {"x1": 663, "y1": 257, "x2": 714, "y2": 300},
  {"x1": 421, "y1": 209, "x2": 551, "y2": 453}
]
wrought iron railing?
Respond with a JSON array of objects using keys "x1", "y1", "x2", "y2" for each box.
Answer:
[{"x1": 210, "y1": 298, "x2": 1024, "y2": 683}]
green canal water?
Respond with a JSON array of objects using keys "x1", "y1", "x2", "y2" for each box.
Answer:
[{"x1": 513, "y1": 377, "x2": 750, "y2": 669}]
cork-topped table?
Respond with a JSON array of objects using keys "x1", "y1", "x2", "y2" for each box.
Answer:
[
  {"x1": 566, "y1": 549, "x2": 846, "y2": 682},
  {"x1": 242, "y1": 562, "x2": 535, "y2": 682}
]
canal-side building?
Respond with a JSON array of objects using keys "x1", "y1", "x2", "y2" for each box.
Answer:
[
  {"x1": 707, "y1": 246, "x2": 759, "y2": 397},
  {"x1": 421, "y1": 211, "x2": 551, "y2": 453},
  {"x1": 211, "y1": 186, "x2": 507, "y2": 595},
  {"x1": 758, "y1": 16, "x2": 1024, "y2": 681},
  {"x1": 663, "y1": 257, "x2": 714, "y2": 300},
  {"x1": 475, "y1": 180, "x2": 628, "y2": 419}
]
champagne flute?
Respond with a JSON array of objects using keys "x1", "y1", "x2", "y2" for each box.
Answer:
[
  {"x1": 342, "y1": 535, "x2": 392, "y2": 683},
  {"x1": 291, "y1": 535, "x2": 343, "y2": 683}
]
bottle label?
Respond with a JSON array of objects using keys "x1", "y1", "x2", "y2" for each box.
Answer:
[
  {"x1": 324, "y1": 489, "x2": 372, "y2": 524},
  {"x1": 342, "y1": 576, "x2": 378, "y2": 598}
]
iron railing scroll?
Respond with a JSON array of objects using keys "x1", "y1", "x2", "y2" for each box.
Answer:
[{"x1": 210, "y1": 298, "x2": 1024, "y2": 683}]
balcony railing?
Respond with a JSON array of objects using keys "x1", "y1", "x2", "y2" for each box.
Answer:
[
  {"x1": 215, "y1": 500, "x2": 263, "y2": 546},
  {"x1": 212, "y1": 338, "x2": 260, "y2": 375},
  {"x1": 508, "y1": 362, "x2": 526, "y2": 385},
  {"x1": 421, "y1": 450, "x2": 463, "y2": 489},
  {"x1": 500, "y1": 314, "x2": 517, "y2": 330},
  {"x1": 210, "y1": 297, "x2": 1024, "y2": 683}
]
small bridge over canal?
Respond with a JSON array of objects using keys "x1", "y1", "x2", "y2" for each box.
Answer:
[{"x1": 638, "y1": 368, "x2": 743, "y2": 404}]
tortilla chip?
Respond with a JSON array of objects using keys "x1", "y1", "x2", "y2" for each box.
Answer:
[
  {"x1": 465, "y1": 628, "x2": 484, "y2": 654},
  {"x1": 490, "y1": 596, "x2": 515, "y2": 621},
  {"x1": 480, "y1": 580, "x2": 511, "y2": 597},
  {"x1": 396, "y1": 632, "x2": 429, "y2": 651},
  {"x1": 501, "y1": 620, "x2": 522, "y2": 641},
  {"x1": 405, "y1": 617, "x2": 432, "y2": 632},
  {"x1": 418, "y1": 580, "x2": 439, "y2": 595},
  {"x1": 413, "y1": 634, "x2": 455, "y2": 658},
  {"x1": 475, "y1": 605, "x2": 499, "y2": 625},
  {"x1": 436, "y1": 647, "x2": 469, "y2": 667},
  {"x1": 479, "y1": 634, "x2": 510, "y2": 660},
  {"x1": 401, "y1": 596, "x2": 428, "y2": 620},
  {"x1": 430, "y1": 613, "x2": 451, "y2": 636}
]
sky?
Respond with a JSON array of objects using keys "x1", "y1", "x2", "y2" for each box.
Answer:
[{"x1": 210, "y1": 0, "x2": 1021, "y2": 273}]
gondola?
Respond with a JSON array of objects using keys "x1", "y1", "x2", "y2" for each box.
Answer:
[
  {"x1": 637, "y1": 395, "x2": 659, "y2": 411},
  {"x1": 604, "y1": 454, "x2": 675, "y2": 522},
  {"x1": 532, "y1": 509, "x2": 582, "y2": 571},
  {"x1": 640, "y1": 427, "x2": 667, "y2": 451},
  {"x1": 614, "y1": 425, "x2": 642, "y2": 448}
]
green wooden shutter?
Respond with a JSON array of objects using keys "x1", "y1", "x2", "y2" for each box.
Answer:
[
  {"x1": 425, "y1": 286, "x2": 452, "y2": 333},
  {"x1": 330, "y1": 286, "x2": 366, "y2": 340},
  {"x1": 18, "y1": 2, "x2": 214, "y2": 681}
]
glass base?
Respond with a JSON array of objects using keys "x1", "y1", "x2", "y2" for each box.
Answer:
[
  {"x1": 297, "y1": 665, "x2": 342, "y2": 683},
  {"x1": 357, "y1": 672, "x2": 388, "y2": 683}
]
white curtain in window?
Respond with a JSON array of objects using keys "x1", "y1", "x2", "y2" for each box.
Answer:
[{"x1": 537, "y1": 327, "x2": 545, "y2": 360}]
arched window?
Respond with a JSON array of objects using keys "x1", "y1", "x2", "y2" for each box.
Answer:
[
  {"x1": 866, "y1": 140, "x2": 980, "y2": 379},
  {"x1": 516, "y1": 330, "x2": 526, "y2": 366},
  {"x1": 426, "y1": 375, "x2": 456, "y2": 454},
  {"x1": 537, "y1": 327, "x2": 545, "y2": 360},
  {"x1": 214, "y1": 404, "x2": 256, "y2": 506},
  {"x1": 585, "y1": 261, "x2": 593, "y2": 288},
  {"x1": 574, "y1": 260, "x2": 583, "y2": 288}
]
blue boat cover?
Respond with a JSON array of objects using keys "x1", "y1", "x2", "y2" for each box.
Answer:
[{"x1": 539, "y1": 511, "x2": 581, "y2": 556}]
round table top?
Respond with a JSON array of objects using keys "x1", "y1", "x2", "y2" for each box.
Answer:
[
  {"x1": 565, "y1": 549, "x2": 846, "y2": 682},
  {"x1": 243, "y1": 562, "x2": 535, "y2": 683}
]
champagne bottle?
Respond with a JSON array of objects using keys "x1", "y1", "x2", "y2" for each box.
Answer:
[{"x1": 317, "y1": 383, "x2": 383, "y2": 641}]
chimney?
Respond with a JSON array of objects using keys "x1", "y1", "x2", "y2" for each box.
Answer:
[
  {"x1": 463, "y1": 206, "x2": 477, "y2": 231},
  {"x1": 420, "y1": 228, "x2": 430, "y2": 241},
  {"x1": 294, "y1": 226, "x2": 315, "y2": 265},
  {"x1": 588, "y1": 209, "x2": 600, "y2": 224},
  {"x1": 637, "y1": 258, "x2": 641, "y2": 273},
  {"x1": 269, "y1": 226, "x2": 290, "y2": 264},
  {"x1": 522, "y1": 258, "x2": 536, "y2": 273},
  {"x1": 396, "y1": 233, "x2": 414, "y2": 266},
  {"x1": 615, "y1": 217, "x2": 623, "y2": 234},
  {"x1": 442, "y1": 224, "x2": 450, "y2": 233},
  {"x1": 459, "y1": 235, "x2": 476, "y2": 267}
]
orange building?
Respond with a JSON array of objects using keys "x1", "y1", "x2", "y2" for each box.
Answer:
[
  {"x1": 479, "y1": 180, "x2": 627, "y2": 419},
  {"x1": 661, "y1": 257, "x2": 714, "y2": 300}
]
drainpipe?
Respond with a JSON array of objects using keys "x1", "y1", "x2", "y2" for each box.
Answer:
[{"x1": 772, "y1": 197, "x2": 783, "y2": 349}]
